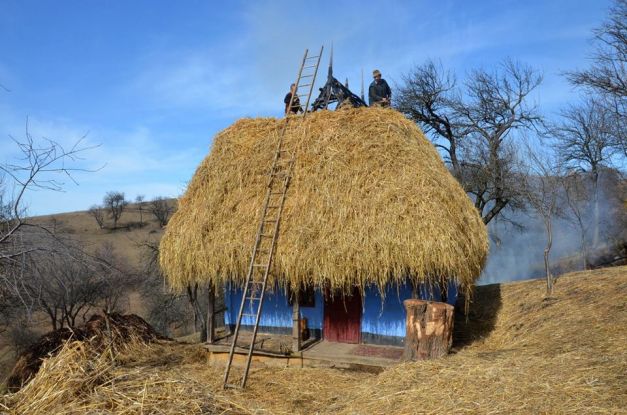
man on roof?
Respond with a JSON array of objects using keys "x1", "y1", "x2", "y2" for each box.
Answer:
[
  {"x1": 284, "y1": 83, "x2": 303, "y2": 115},
  {"x1": 368, "y1": 69, "x2": 391, "y2": 107}
]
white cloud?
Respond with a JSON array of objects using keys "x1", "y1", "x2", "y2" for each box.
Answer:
[
  {"x1": 0, "y1": 107, "x2": 203, "y2": 216},
  {"x1": 129, "y1": 43, "x2": 279, "y2": 117}
]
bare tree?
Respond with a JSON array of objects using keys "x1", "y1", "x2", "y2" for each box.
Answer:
[
  {"x1": 0, "y1": 124, "x2": 97, "y2": 313},
  {"x1": 553, "y1": 98, "x2": 618, "y2": 246},
  {"x1": 88, "y1": 205, "x2": 105, "y2": 229},
  {"x1": 0, "y1": 282, "x2": 22, "y2": 335},
  {"x1": 13, "y1": 238, "x2": 138, "y2": 331},
  {"x1": 523, "y1": 147, "x2": 564, "y2": 297},
  {"x1": 135, "y1": 195, "x2": 145, "y2": 227},
  {"x1": 397, "y1": 59, "x2": 544, "y2": 224},
  {"x1": 563, "y1": 172, "x2": 593, "y2": 270},
  {"x1": 93, "y1": 242, "x2": 137, "y2": 314},
  {"x1": 136, "y1": 237, "x2": 221, "y2": 339},
  {"x1": 6, "y1": 320, "x2": 37, "y2": 357},
  {"x1": 137, "y1": 237, "x2": 190, "y2": 336},
  {"x1": 396, "y1": 61, "x2": 464, "y2": 177},
  {"x1": 1, "y1": 126, "x2": 95, "y2": 262},
  {"x1": 567, "y1": 0, "x2": 627, "y2": 155},
  {"x1": 143, "y1": 280, "x2": 189, "y2": 337},
  {"x1": 29, "y1": 247, "x2": 102, "y2": 329},
  {"x1": 103, "y1": 191, "x2": 127, "y2": 229},
  {"x1": 150, "y1": 196, "x2": 174, "y2": 227}
]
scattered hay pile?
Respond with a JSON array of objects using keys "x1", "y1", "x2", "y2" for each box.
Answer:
[
  {"x1": 2, "y1": 268, "x2": 624, "y2": 414},
  {"x1": 325, "y1": 266, "x2": 627, "y2": 414},
  {"x1": 5, "y1": 313, "x2": 165, "y2": 392},
  {"x1": 160, "y1": 107, "x2": 488, "y2": 295}
]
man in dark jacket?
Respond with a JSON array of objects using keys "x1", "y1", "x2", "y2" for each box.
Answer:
[
  {"x1": 368, "y1": 69, "x2": 391, "y2": 107},
  {"x1": 284, "y1": 83, "x2": 303, "y2": 115}
]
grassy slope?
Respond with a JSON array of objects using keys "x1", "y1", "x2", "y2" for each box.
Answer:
[
  {"x1": 28, "y1": 201, "x2": 175, "y2": 268},
  {"x1": 2, "y1": 266, "x2": 625, "y2": 414}
]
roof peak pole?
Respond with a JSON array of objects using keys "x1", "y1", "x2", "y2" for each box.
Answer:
[
  {"x1": 323, "y1": 43, "x2": 334, "y2": 109},
  {"x1": 361, "y1": 68, "x2": 365, "y2": 102}
]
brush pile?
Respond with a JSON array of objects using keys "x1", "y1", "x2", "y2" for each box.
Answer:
[
  {"x1": 5, "y1": 313, "x2": 165, "y2": 392},
  {"x1": 160, "y1": 107, "x2": 488, "y2": 296}
]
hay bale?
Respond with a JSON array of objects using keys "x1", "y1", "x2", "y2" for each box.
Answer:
[{"x1": 160, "y1": 107, "x2": 488, "y2": 295}]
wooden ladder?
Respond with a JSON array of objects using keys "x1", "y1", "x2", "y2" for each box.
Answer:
[{"x1": 223, "y1": 46, "x2": 323, "y2": 389}]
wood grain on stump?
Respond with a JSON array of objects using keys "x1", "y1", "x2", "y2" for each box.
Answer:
[{"x1": 403, "y1": 299, "x2": 454, "y2": 361}]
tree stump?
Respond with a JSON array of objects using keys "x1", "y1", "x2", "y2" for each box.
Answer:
[{"x1": 403, "y1": 299, "x2": 454, "y2": 361}]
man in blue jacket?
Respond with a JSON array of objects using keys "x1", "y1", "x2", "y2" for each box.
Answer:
[{"x1": 369, "y1": 69, "x2": 391, "y2": 107}]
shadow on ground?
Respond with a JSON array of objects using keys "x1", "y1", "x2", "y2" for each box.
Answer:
[{"x1": 453, "y1": 283, "x2": 502, "y2": 349}]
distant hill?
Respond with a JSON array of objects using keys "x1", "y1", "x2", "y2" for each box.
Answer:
[{"x1": 28, "y1": 198, "x2": 178, "y2": 269}]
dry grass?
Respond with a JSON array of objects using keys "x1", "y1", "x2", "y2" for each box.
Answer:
[
  {"x1": 160, "y1": 108, "x2": 488, "y2": 296},
  {"x1": 3, "y1": 267, "x2": 625, "y2": 414},
  {"x1": 28, "y1": 200, "x2": 174, "y2": 270}
]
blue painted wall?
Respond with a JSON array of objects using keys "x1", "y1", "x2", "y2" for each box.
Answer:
[
  {"x1": 225, "y1": 281, "x2": 458, "y2": 342},
  {"x1": 225, "y1": 283, "x2": 323, "y2": 331},
  {"x1": 361, "y1": 281, "x2": 458, "y2": 340},
  {"x1": 361, "y1": 283, "x2": 411, "y2": 339}
]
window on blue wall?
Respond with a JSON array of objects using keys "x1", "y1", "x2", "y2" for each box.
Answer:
[{"x1": 287, "y1": 284, "x2": 316, "y2": 307}]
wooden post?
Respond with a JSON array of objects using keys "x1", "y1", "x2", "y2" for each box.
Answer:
[
  {"x1": 206, "y1": 283, "x2": 215, "y2": 344},
  {"x1": 292, "y1": 298, "x2": 301, "y2": 352},
  {"x1": 403, "y1": 299, "x2": 454, "y2": 361}
]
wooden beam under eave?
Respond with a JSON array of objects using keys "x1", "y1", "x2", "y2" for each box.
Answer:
[
  {"x1": 207, "y1": 283, "x2": 215, "y2": 344},
  {"x1": 292, "y1": 299, "x2": 301, "y2": 352}
]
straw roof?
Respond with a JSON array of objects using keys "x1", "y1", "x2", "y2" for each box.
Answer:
[{"x1": 159, "y1": 107, "x2": 488, "y2": 295}]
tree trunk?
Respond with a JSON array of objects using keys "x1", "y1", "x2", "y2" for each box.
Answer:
[
  {"x1": 592, "y1": 170, "x2": 600, "y2": 247},
  {"x1": 580, "y1": 231, "x2": 588, "y2": 270},
  {"x1": 544, "y1": 217, "x2": 554, "y2": 296},
  {"x1": 403, "y1": 299, "x2": 454, "y2": 361}
]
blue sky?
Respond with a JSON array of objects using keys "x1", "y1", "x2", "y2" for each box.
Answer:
[{"x1": 0, "y1": 0, "x2": 614, "y2": 215}]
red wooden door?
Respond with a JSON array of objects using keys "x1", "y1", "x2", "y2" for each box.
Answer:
[{"x1": 323, "y1": 287, "x2": 362, "y2": 343}]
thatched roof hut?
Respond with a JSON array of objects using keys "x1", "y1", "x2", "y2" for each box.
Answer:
[{"x1": 160, "y1": 108, "x2": 488, "y2": 297}]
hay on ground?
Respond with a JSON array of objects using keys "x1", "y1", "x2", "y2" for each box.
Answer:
[
  {"x1": 160, "y1": 108, "x2": 488, "y2": 295},
  {"x1": 2, "y1": 267, "x2": 625, "y2": 414},
  {"x1": 5, "y1": 313, "x2": 165, "y2": 392}
]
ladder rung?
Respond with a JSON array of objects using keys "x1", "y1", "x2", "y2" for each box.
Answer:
[
  {"x1": 224, "y1": 383, "x2": 240, "y2": 389},
  {"x1": 303, "y1": 65, "x2": 317, "y2": 69},
  {"x1": 264, "y1": 218, "x2": 278, "y2": 222},
  {"x1": 242, "y1": 313, "x2": 257, "y2": 318},
  {"x1": 252, "y1": 263, "x2": 267, "y2": 267},
  {"x1": 266, "y1": 205, "x2": 280, "y2": 209},
  {"x1": 306, "y1": 55, "x2": 320, "y2": 59},
  {"x1": 299, "y1": 83, "x2": 312, "y2": 88},
  {"x1": 245, "y1": 296, "x2": 260, "y2": 301},
  {"x1": 260, "y1": 233, "x2": 274, "y2": 237},
  {"x1": 300, "y1": 74, "x2": 314, "y2": 78}
]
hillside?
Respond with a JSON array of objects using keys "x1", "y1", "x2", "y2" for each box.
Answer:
[
  {"x1": 2, "y1": 266, "x2": 625, "y2": 414},
  {"x1": 0, "y1": 201, "x2": 178, "y2": 381},
  {"x1": 28, "y1": 199, "x2": 178, "y2": 268}
]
